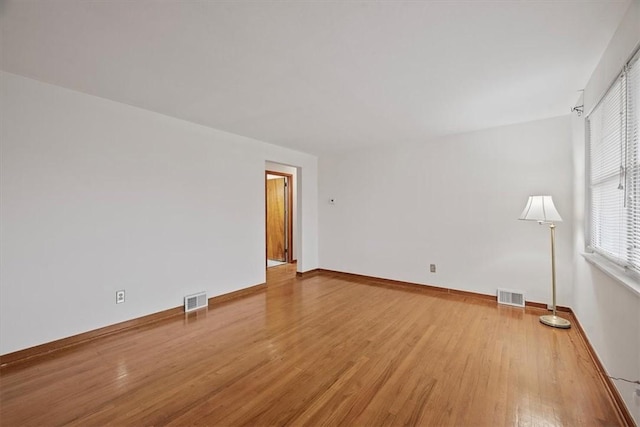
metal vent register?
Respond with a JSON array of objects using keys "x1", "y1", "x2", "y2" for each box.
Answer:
[
  {"x1": 184, "y1": 291, "x2": 207, "y2": 312},
  {"x1": 497, "y1": 288, "x2": 525, "y2": 307}
]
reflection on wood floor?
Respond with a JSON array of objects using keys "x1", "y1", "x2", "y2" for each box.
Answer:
[{"x1": 0, "y1": 263, "x2": 627, "y2": 426}]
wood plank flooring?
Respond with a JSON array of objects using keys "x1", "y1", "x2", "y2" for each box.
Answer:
[{"x1": 0, "y1": 264, "x2": 626, "y2": 426}]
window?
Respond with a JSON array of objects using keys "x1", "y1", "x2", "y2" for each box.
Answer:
[{"x1": 587, "y1": 48, "x2": 640, "y2": 278}]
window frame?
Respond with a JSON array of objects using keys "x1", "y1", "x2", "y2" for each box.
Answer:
[{"x1": 585, "y1": 45, "x2": 640, "y2": 290}]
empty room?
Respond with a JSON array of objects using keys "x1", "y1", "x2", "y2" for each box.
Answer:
[{"x1": 1, "y1": 0, "x2": 639, "y2": 425}]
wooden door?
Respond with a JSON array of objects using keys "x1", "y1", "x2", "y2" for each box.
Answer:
[{"x1": 266, "y1": 177, "x2": 286, "y2": 261}]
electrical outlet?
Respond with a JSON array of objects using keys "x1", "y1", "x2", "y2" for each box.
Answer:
[
  {"x1": 430, "y1": 264, "x2": 436, "y2": 273},
  {"x1": 116, "y1": 290, "x2": 125, "y2": 304}
]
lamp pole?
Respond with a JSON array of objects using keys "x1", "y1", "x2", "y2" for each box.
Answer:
[
  {"x1": 539, "y1": 221, "x2": 571, "y2": 329},
  {"x1": 550, "y1": 223, "x2": 557, "y2": 318}
]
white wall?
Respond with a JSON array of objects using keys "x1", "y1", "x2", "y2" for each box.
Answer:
[
  {"x1": 265, "y1": 161, "x2": 298, "y2": 261},
  {"x1": 319, "y1": 115, "x2": 574, "y2": 306},
  {"x1": 0, "y1": 71, "x2": 318, "y2": 355},
  {"x1": 571, "y1": 0, "x2": 640, "y2": 421}
]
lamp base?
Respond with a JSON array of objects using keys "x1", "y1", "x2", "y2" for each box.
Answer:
[{"x1": 540, "y1": 314, "x2": 571, "y2": 329}]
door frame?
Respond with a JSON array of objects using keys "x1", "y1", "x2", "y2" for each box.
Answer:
[{"x1": 265, "y1": 170, "x2": 294, "y2": 264}]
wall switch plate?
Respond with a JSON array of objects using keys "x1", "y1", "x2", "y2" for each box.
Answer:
[
  {"x1": 116, "y1": 290, "x2": 125, "y2": 304},
  {"x1": 430, "y1": 264, "x2": 436, "y2": 273}
]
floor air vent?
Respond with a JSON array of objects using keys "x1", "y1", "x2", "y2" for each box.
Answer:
[
  {"x1": 497, "y1": 288, "x2": 525, "y2": 307},
  {"x1": 184, "y1": 291, "x2": 208, "y2": 312}
]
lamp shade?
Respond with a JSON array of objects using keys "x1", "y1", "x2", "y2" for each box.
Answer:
[{"x1": 519, "y1": 195, "x2": 562, "y2": 223}]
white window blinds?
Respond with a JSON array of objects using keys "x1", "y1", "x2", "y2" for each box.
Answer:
[{"x1": 587, "y1": 49, "x2": 640, "y2": 276}]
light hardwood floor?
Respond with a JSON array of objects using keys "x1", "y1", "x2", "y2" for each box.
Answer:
[{"x1": 0, "y1": 264, "x2": 626, "y2": 426}]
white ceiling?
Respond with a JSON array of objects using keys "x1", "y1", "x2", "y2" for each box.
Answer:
[{"x1": 1, "y1": 0, "x2": 631, "y2": 155}]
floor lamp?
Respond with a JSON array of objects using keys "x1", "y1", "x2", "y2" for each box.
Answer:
[{"x1": 519, "y1": 195, "x2": 571, "y2": 329}]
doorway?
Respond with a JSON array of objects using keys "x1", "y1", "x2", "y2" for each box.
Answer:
[{"x1": 266, "y1": 171, "x2": 293, "y2": 267}]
